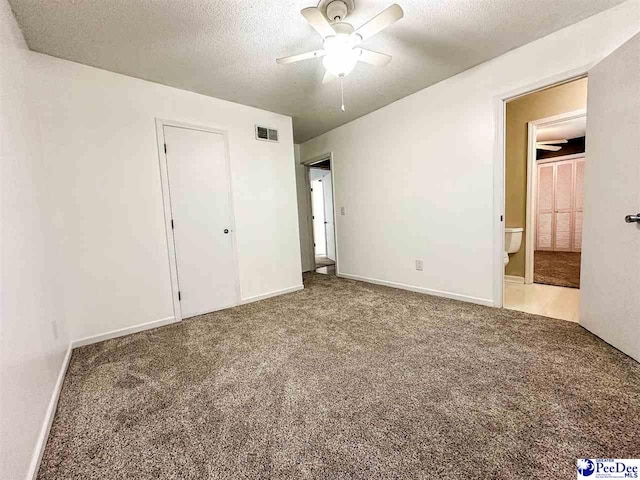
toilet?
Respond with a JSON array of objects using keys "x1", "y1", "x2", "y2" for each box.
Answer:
[{"x1": 504, "y1": 227, "x2": 523, "y2": 265}]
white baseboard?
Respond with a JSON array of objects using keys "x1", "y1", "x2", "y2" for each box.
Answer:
[
  {"x1": 27, "y1": 344, "x2": 72, "y2": 480},
  {"x1": 71, "y1": 316, "x2": 177, "y2": 348},
  {"x1": 504, "y1": 275, "x2": 525, "y2": 284},
  {"x1": 337, "y1": 273, "x2": 495, "y2": 307},
  {"x1": 240, "y1": 285, "x2": 304, "y2": 305}
]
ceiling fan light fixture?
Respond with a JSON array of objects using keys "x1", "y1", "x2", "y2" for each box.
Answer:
[
  {"x1": 322, "y1": 49, "x2": 360, "y2": 77},
  {"x1": 322, "y1": 34, "x2": 360, "y2": 76},
  {"x1": 277, "y1": 3, "x2": 404, "y2": 110}
]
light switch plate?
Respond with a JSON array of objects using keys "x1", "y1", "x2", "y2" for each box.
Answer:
[{"x1": 340, "y1": 206, "x2": 346, "y2": 216}]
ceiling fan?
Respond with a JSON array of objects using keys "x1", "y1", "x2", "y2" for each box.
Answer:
[
  {"x1": 536, "y1": 139, "x2": 568, "y2": 152},
  {"x1": 277, "y1": 1, "x2": 404, "y2": 111}
]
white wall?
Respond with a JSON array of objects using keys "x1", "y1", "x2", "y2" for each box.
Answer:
[
  {"x1": 2, "y1": 1, "x2": 302, "y2": 474},
  {"x1": 300, "y1": 0, "x2": 640, "y2": 305},
  {"x1": 28, "y1": 51, "x2": 302, "y2": 341},
  {"x1": 0, "y1": 2, "x2": 71, "y2": 479}
]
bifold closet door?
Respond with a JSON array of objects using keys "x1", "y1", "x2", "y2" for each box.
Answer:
[
  {"x1": 573, "y1": 158, "x2": 585, "y2": 251},
  {"x1": 164, "y1": 126, "x2": 238, "y2": 318},
  {"x1": 553, "y1": 159, "x2": 574, "y2": 251},
  {"x1": 537, "y1": 158, "x2": 584, "y2": 252},
  {"x1": 536, "y1": 163, "x2": 554, "y2": 250}
]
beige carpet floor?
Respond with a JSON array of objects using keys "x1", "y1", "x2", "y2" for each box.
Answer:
[
  {"x1": 38, "y1": 273, "x2": 639, "y2": 479},
  {"x1": 534, "y1": 250, "x2": 581, "y2": 288}
]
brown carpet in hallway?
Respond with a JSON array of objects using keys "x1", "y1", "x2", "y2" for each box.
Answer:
[
  {"x1": 38, "y1": 273, "x2": 639, "y2": 479},
  {"x1": 534, "y1": 250, "x2": 581, "y2": 288},
  {"x1": 314, "y1": 255, "x2": 335, "y2": 268}
]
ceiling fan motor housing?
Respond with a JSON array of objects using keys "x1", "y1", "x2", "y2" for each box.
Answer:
[{"x1": 322, "y1": 0, "x2": 354, "y2": 22}]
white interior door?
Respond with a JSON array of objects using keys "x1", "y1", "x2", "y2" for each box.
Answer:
[
  {"x1": 311, "y1": 178, "x2": 326, "y2": 256},
  {"x1": 164, "y1": 126, "x2": 238, "y2": 318},
  {"x1": 323, "y1": 174, "x2": 335, "y2": 261},
  {"x1": 580, "y1": 34, "x2": 640, "y2": 362}
]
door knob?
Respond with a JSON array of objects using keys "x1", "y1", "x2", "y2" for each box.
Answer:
[
  {"x1": 223, "y1": 229, "x2": 229, "y2": 234},
  {"x1": 625, "y1": 213, "x2": 640, "y2": 223}
]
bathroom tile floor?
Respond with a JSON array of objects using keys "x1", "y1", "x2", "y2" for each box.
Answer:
[{"x1": 503, "y1": 281, "x2": 580, "y2": 322}]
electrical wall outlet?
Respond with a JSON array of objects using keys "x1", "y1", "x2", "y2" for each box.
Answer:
[
  {"x1": 340, "y1": 206, "x2": 346, "y2": 216},
  {"x1": 415, "y1": 260, "x2": 424, "y2": 271}
]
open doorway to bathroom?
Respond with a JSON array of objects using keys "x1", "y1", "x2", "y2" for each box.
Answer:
[
  {"x1": 503, "y1": 77, "x2": 587, "y2": 322},
  {"x1": 308, "y1": 159, "x2": 336, "y2": 275}
]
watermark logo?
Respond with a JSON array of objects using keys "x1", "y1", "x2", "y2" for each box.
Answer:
[
  {"x1": 577, "y1": 459, "x2": 640, "y2": 479},
  {"x1": 577, "y1": 459, "x2": 595, "y2": 477}
]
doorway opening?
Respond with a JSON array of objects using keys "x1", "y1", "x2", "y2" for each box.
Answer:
[
  {"x1": 529, "y1": 115, "x2": 585, "y2": 288},
  {"x1": 502, "y1": 77, "x2": 587, "y2": 322},
  {"x1": 308, "y1": 158, "x2": 336, "y2": 275}
]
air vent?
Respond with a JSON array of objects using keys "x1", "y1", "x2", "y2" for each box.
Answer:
[{"x1": 255, "y1": 125, "x2": 278, "y2": 142}]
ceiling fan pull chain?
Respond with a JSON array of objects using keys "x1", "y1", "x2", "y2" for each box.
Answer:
[{"x1": 340, "y1": 74, "x2": 346, "y2": 112}]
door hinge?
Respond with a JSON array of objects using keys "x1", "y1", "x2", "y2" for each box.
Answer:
[
  {"x1": 500, "y1": 215, "x2": 504, "y2": 222},
  {"x1": 178, "y1": 291, "x2": 181, "y2": 301},
  {"x1": 171, "y1": 219, "x2": 174, "y2": 229},
  {"x1": 164, "y1": 143, "x2": 167, "y2": 153}
]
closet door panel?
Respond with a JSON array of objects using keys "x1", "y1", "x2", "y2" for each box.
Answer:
[
  {"x1": 574, "y1": 159, "x2": 585, "y2": 210},
  {"x1": 553, "y1": 160, "x2": 574, "y2": 251},
  {"x1": 536, "y1": 164, "x2": 554, "y2": 250},
  {"x1": 537, "y1": 213, "x2": 553, "y2": 249},
  {"x1": 555, "y1": 161, "x2": 573, "y2": 210},
  {"x1": 573, "y1": 158, "x2": 585, "y2": 251},
  {"x1": 574, "y1": 211, "x2": 584, "y2": 250},
  {"x1": 555, "y1": 212, "x2": 573, "y2": 249}
]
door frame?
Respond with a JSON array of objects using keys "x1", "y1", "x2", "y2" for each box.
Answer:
[
  {"x1": 155, "y1": 118, "x2": 241, "y2": 322},
  {"x1": 302, "y1": 152, "x2": 339, "y2": 273},
  {"x1": 524, "y1": 110, "x2": 586, "y2": 283},
  {"x1": 493, "y1": 64, "x2": 593, "y2": 307}
]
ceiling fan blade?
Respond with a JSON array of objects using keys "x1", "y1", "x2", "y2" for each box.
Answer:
[
  {"x1": 322, "y1": 70, "x2": 337, "y2": 84},
  {"x1": 537, "y1": 145, "x2": 562, "y2": 151},
  {"x1": 537, "y1": 139, "x2": 568, "y2": 145},
  {"x1": 358, "y1": 49, "x2": 392, "y2": 66},
  {"x1": 276, "y1": 49, "x2": 326, "y2": 65},
  {"x1": 354, "y1": 4, "x2": 404, "y2": 41},
  {"x1": 301, "y1": 7, "x2": 336, "y2": 38}
]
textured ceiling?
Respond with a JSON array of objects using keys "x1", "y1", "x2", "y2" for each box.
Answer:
[{"x1": 10, "y1": 0, "x2": 626, "y2": 142}]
